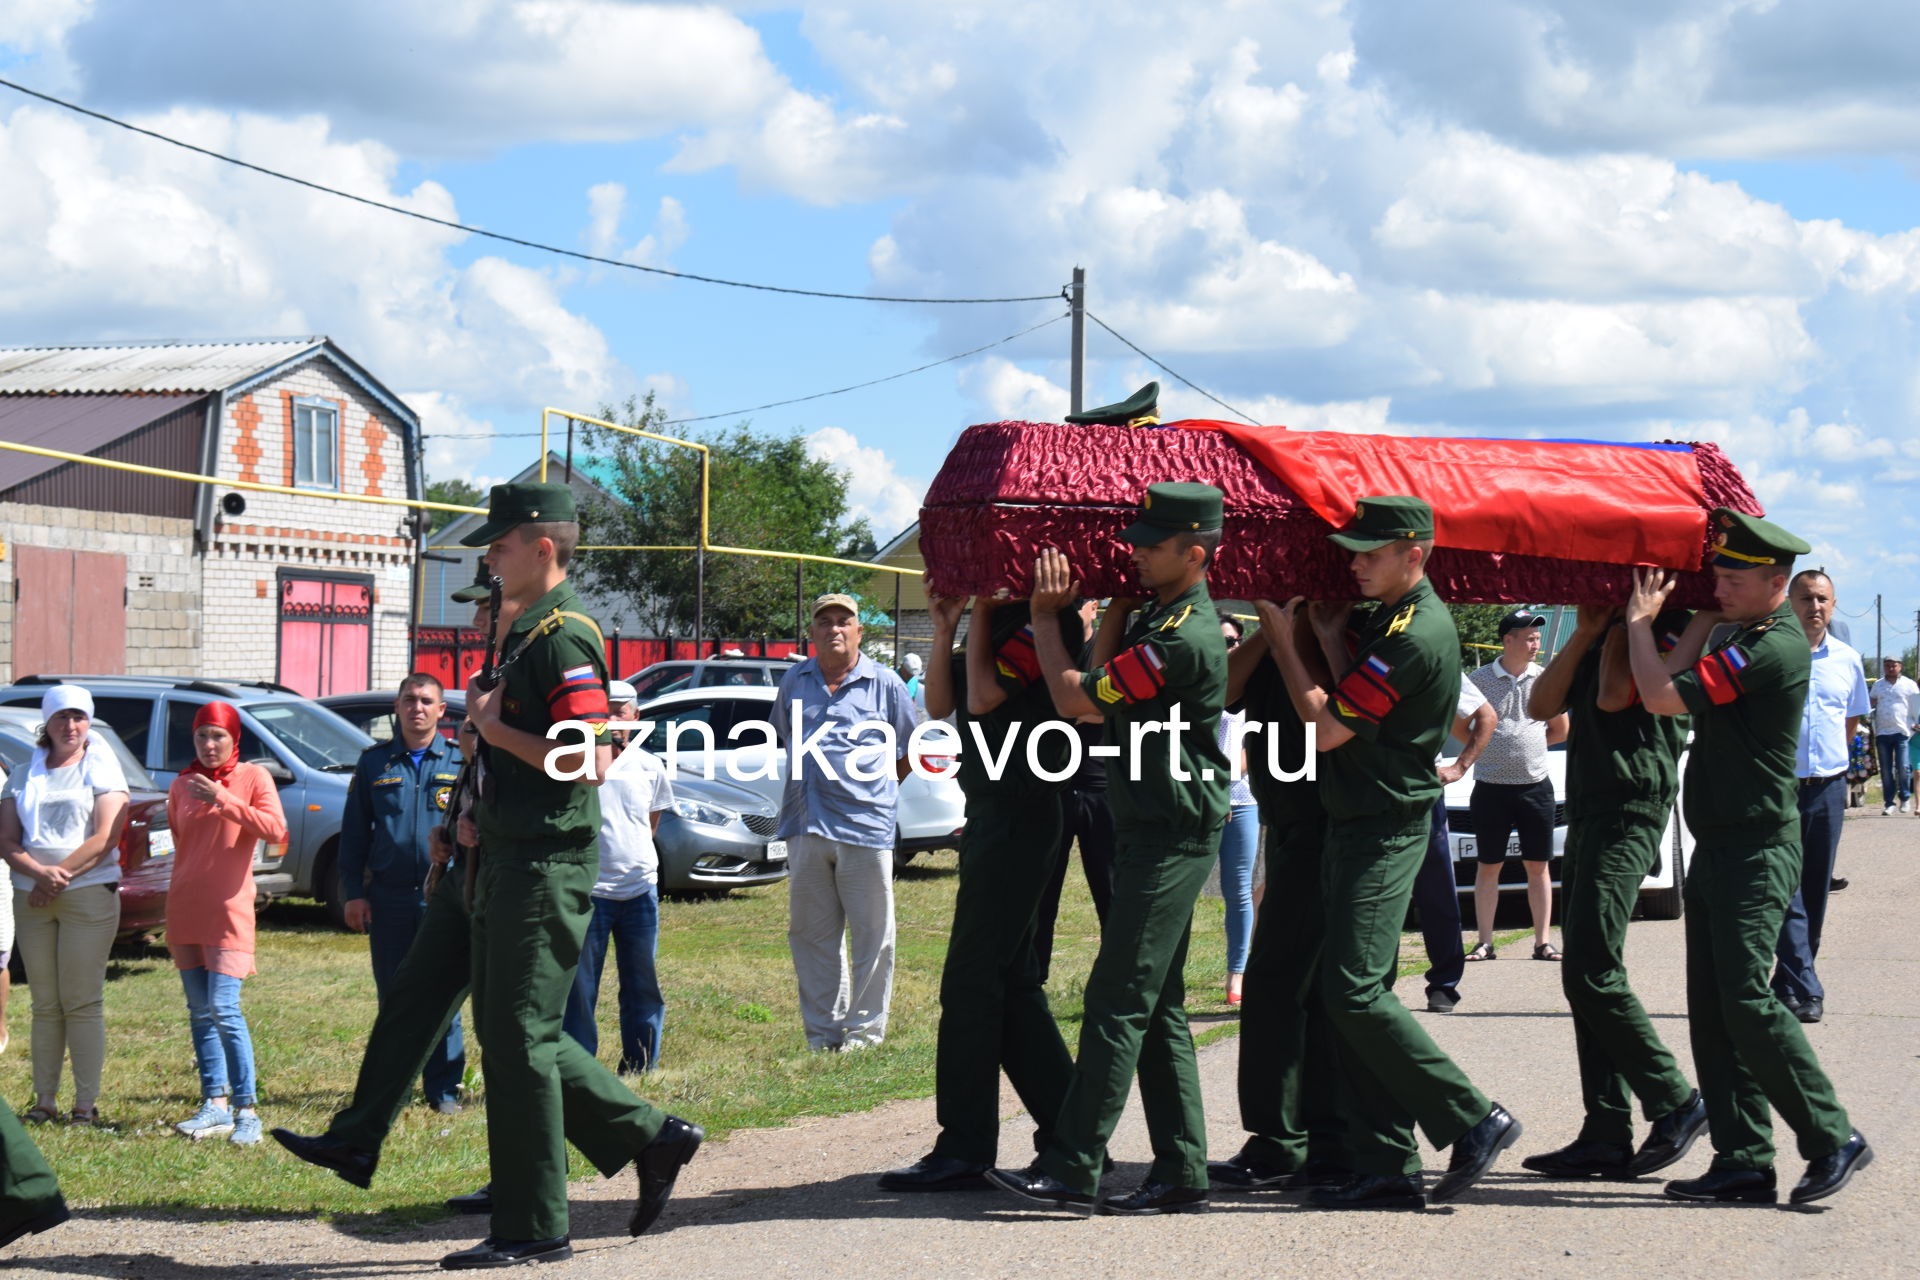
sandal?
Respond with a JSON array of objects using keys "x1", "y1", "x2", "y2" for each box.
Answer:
[
  {"x1": 20, "y1": 1105, "x2": 58, "y2": 1124},
  {"x1": 1465, "y1": 942, "x2": 1497, "y2": 962},
  {"x1": 1533, "y1": 943, "x2": 1563, "y2": 962},
  {"x1": 67, "y1": 1108, "x2": 104, "y2": 1126}
]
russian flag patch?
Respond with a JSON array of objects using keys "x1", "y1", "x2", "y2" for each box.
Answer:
[{"x1": 560, "y1": 664, "x2": 597, "y2": 687}]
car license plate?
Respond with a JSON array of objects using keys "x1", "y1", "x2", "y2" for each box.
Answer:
[
  {"x1": 1457, "y1": 837, "x2": 1474, "y2": 860},
  {"x1": 147, "y1": 829, "x2": 175, "y2": 857},
  {"x1": 766, "y1": 840, "x2": 788, "y2": 862}
]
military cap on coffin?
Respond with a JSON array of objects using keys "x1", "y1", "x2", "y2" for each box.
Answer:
[
  {"x1": 1065, "y1": 381, "x2": 1160, "y2": 427},
  {"x1": 459, "y1": 482, "x2": 578, "y2": 547}
]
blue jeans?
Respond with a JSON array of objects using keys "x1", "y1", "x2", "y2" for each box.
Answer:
[
  {"x1": 1876, "y1": 734, "x2": 1911, "y2": 803},
  {"x1": 180, "y1": 968, "x2": 256, "y2": 1107},
  {"x1": 1216, "y1": 805, "x2": 1260, "y2": 974},
  {"x1": 367, "y1": 883, "x2": 465, "y2": 1105},
  {"x1": 562, "y1": 888, "x2": 664, "y2": 1073}
]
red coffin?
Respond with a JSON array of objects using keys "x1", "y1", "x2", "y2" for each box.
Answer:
[{"x1": 918, "y1": 422, "x2": 1763, "y2": 607}]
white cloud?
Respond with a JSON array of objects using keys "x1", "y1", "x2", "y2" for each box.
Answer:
[
  {"x1": 957, "y1": 357, "x2": 1068, "y2": 424},
  {"x1": 583, "y1": 184, "x2": 689, "y2": 269},
  {"x1": 805, "y1": 425, "x2": 923, "y2": 538}
]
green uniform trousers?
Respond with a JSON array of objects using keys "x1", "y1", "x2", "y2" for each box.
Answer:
[
  {"x1": 1037, "y1": 836, "x2": 1216, "y2": 1195},
  {"x1": 1560, "y1": 814, "x2": 1693, "y2": 1146},
  {"x1": 0, "y1": 1105, "x2": 61, "y2": 1232},
  {"x1": 471, "y1": 852, "x2": 669, "y2": 1240},
  {"x1": 1684, "y1": 839, "x2": 1851, "y2": 1169},
  {"x1": 1320, "y1": 817, "x2": 1489, "y2": 1176},
  {"x1": 1235, "y1": 806, "x2": 1347, "y2": 1171},
  {"x1": 931, "y1": 798, "x2": 1075, "y2": 1166}
]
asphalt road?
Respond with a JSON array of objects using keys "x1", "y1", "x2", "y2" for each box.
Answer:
[{"x1": 14, "y1": 808, "x2": 1917, "y2": 1278}]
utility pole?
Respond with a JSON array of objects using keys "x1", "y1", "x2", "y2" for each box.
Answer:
[
  {"x1": 694, "y1": 461, "x2": 706, "y2": 655},
  {"x1": 1876, "y1": 593, "x2": 1883, "y2": 667},
  {"x1": 1068, "y1": 266, "x2": 1086, "y2": 417}
]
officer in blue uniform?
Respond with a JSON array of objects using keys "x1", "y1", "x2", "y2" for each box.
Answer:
[{"x1": 337, "y1": 675, "x2": 466, "y2": 1112}]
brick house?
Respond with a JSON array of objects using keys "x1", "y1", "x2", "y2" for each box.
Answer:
[{"x1": 0, "y1": 338, "x2": 422, "y2": 695}]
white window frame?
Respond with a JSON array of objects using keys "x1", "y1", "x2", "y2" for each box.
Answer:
[{"x1": 292, "y1": 396, "x2": 340, "y2": 491}]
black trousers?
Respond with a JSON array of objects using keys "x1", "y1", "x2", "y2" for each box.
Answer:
[
  {"x1": 1034, "y1": 784, "x2": 1116, "y2": 983},
  {"x1": 1412, "y1": 795, "x2": 1466, "y2": 996}
]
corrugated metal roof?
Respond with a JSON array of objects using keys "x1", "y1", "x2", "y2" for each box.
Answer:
[
  {"x1": 0, "y1": 339, "x2": 324, "y2": 395},
  {"x1": 0, "y1": 394, "x2": 206, "y2": 491}
]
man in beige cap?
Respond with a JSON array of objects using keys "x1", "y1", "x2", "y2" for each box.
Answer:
[{"x1": 773, "y1": 594, "x2": 919, "y2": 1051}]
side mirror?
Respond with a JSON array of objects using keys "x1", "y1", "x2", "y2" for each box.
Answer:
[{"x1": 255, "y1": 760, "x2": 295, "y2": 786}]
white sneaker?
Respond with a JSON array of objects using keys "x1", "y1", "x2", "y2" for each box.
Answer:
[
  {"x1": 175, "y1": 1101, "x2": 235, "y2": 1140},
  {"x1": 1884, "y1": 803, "x2": 1896, "y2": 815},
  {"x1": 230, "y1": 1111, "x2": 263, "y2": 1145},
  {"x1": 1902, "y1": 799, "x2": 1911, "y2": 814}
]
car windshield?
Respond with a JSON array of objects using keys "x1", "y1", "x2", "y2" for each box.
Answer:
[
  {"x1": 629, "y1": 665, "x2": 695, "y2": 699},
  {"x1": 243, "y1": 700, "x2": 373, "y2": 770},
  {"x1": 89, "y1": 725, "x2": 155, "y2": 790}
]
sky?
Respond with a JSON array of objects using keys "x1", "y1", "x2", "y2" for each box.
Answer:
[{"x1": 3, "y1": 1, "x2": 1919, "y2": 651}]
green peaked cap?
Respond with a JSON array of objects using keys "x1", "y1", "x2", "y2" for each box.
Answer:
[
  {"x1": 1327, "y1": 495, "x2": 1435, "y2": 552},
  {"x1": 450, "y1": 559, "x2": 494, "y2": 604},
  {"x1": 459, "y1": 482, "x2": 578, "y2": 548},
  {"x1": 1707, "y1": 508, "x2": 1810, "y2": 569},
  {"x1": 1120, "y1": 481, "x2": 1224, "y2": 546},
  {"x1": 1065, "y1": 380, "x2": 1160, "y2": 426}
]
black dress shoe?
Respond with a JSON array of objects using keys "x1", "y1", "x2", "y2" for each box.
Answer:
[
  {"x1": 1206, "y1": 1152, "x2": 1296, "y2": 1189},
  {"x1": 1521, "y1": 1139, "x2": 1633, "y2": 1179},
  {"x1": 1285, "y1": 1161, "x2": 1355, "y2": 1190},
  {"x1": 445, "y1": 1184, "x2": 493, "y2": 1215},
  {"x1": 0, "y1": 1196, "x2": 69, "y2": 1249},
  {"x1": 1308, "y1": 1172, "x2": 1426, "y2": 1210},
  {"x1": 1425, "y1": 988, "x2": 1460, "y2": 1013},
  {"x1": 983, "y1": 1164, "x2": 1097, "y2": 1216},
  {"x1": 1432, "y1": 1104, "x2": 1521, "y2": 1202},
  {"x1": 1795, "y1": 998, "x2": 1824, "y2": 1024},
  {"x1": 1632, "y1": 1090, "x2": 1708, "y2": 1175},
  {"x1": 629, "y1": 1116, "x2": 703, "y2": 1237},
  {"x1": 1791, "y1": 1131, "x2": 1873, "y2": 1204},
  {"x1": 1099, "y1": 1181, "x2": 1208, "y2": 1215},
  {"x1": 1665, "y1": 1167, "x2": 1777, "y2": 1204},
  {"x1": 878, "y1": 1153, "x2": 990, "y2": 1192},
  {"x1": 440, "y1": 1236, "x2": 573, "y2": 1269},
  {"x1": 1829, "y1": 877, "x2": 1848, "y2": 893},
  {"x1": 270, "y1": 1128, "x2": 378, "y2": 1190}
]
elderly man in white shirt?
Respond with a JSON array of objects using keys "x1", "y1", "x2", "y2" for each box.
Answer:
[
  {"x1": 1773, "y1": 571, "x2": 1869, "y2": 1025},
  {"x1": 1868, "y1": 656, "x2": 1920, "y2": 813}
]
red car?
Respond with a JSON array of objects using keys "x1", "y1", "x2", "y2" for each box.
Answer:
[{"x1": 0, "y1": 709, "x2": 171, "y2": 944}]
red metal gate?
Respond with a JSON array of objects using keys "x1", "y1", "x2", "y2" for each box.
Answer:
[{"x1": 278, "y1": 572, "x2": 373, "y2": 696}]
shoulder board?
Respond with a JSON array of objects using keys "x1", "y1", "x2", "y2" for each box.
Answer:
[
  {"x1": 1748, "y1": 617, "x2": 1777, "y2": 636},
  {"x1": 1157, "y1": 604, "x2": 1194, "y2": 633},
  {"x1": 1386, "y1": 603, "x2": 1416, "y2": 636}
]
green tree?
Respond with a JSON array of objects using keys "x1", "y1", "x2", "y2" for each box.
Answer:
[
  {"x1": 571, "y1": 395, "x2": 877, "y2": 637},
  {"x1": 423, "y1": 477, "x2": 484, "y2": 535}
]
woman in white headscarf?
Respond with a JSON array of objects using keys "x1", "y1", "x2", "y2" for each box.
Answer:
[{"x1": 0, "y1": 686, "x2": 130, "y2": 1124}]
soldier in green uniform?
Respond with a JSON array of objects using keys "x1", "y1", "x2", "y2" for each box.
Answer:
[
  {"x1": 1207, "y1": 611, "x2": 1349, "y2": 1191},
  {"x1": 1266, "y1": 495, "x2": 1518, "y2": 1209},
  {"x1": 444, "y1": 483, "x2": 703, "y2": 1269},
  {"x1": 1625, "y1": 509, "x2": 1872, "y2": 1205},
  {"x1": 1520, "y1": 604, "x2": 1710, "y2": 1179},
  {"x1": 0, "y1": 1109, "x2": 66, "y2": 1252},
  {"x1": 878, "y1": 595, "x2": 1084, "y2": 1191},
  {"x1": 985, "y1": 481, "x2": 1230, "y2": 1216}
]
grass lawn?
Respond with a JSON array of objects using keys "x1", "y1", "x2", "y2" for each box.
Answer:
[{"x1": 0, "y1": 849, "x2": 1512, "y2": 1223}]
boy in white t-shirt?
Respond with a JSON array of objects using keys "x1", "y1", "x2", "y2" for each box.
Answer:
[{"x1": 560, "y1": 682, "x2": 675, "y2": 1074}]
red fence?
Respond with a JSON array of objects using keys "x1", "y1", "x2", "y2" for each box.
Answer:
[{"x1": 409, "y1": 628, "x2": 803, "y2": 689}]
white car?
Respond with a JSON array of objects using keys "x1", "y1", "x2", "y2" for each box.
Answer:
[
  {"x1": 630, "y1": 685, "x2": 966, "y2": 869},
  {"x1": 1439, "y1": 746, "x2": 1692, "y2": 919}
]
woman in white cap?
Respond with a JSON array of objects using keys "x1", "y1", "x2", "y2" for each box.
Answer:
[{"x1": 0, "y1": 685, "x2": 130, "y2": 1124}]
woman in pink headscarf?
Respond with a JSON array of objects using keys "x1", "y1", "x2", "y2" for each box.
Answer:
[{"x1": 164, "y1": 702, "x2": 286, "y2": 1146}]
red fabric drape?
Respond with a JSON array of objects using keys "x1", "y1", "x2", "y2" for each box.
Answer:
[{"x1": 1174, "y1": 420, "x2": 1710, "y2": 569}]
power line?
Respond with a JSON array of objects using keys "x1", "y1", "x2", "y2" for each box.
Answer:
[
  {"x1": 1082, "y1": 310, "x2": 1260, "y2": 425},
  {"x1": 0, "y1": 76, "x2": 1060, "y2": 307},
  {"x1": 423, "y1": 311, "x2": 1067, "y2": 439}
]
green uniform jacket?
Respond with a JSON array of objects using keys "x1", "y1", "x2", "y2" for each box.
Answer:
[
  {"x1": 1564, "y1": 642, "x2": 1687, "y2": 825},
  {"x1": 475, "y1": 580, "x2": 610, "y2": 858},
  {"x1": 1673, "y1": 601, "x2": 1807, "y2": 846},
  {"x1": 1320, "y1": 578, "x2": 1459, "y2": 832},
  {"x1": 952, "y1": 620, "x2": 1070, "y2": 803},
  {"x1": 1079, "y1": 580, "x2": 1230, "y2": 849}
]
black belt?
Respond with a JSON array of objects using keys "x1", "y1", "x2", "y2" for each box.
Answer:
[{"x1": 1800, "y1": 772, "x2": 1845, "y2": 788}]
